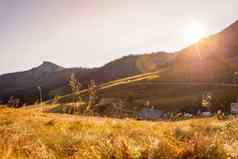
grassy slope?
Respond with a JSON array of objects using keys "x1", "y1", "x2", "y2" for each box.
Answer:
[
  {"x1": 57, "y1": 71, "x2": 238, "y2": 112},
  {"x1": 0, "y1": 105, "x2": 238, "y2": 159}
]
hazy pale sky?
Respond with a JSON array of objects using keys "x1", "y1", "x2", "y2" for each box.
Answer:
[{"x1": 0, "y1": 0, "x2": 238, "y2": 74}]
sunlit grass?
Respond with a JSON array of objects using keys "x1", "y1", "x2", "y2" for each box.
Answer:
[{"x1": 0, "y1": 105, "x2": 237, "y2": 158}]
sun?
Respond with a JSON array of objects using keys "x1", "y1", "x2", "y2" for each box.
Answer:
[{"x1": 183, "y1": 21, "x2": 207, "y2": 44}]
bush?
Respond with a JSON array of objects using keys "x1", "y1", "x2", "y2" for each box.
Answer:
[{"x1": 7, "y1": 96, "x2": 21, "y2": 108}]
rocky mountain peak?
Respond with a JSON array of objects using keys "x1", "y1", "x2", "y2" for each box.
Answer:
[{"x1": 34, "y1": 61, "x2": 64, "y2": 73}]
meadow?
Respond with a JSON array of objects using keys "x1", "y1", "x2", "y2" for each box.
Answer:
[{"x1": 0, "y1": 105, "x2": 238, "y2": 159}]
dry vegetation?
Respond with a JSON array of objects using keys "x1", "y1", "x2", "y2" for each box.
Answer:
[
  {"x1": 0, "y1": 105, "x2": 238, "y2": 159},
  {"x1": 54, "y1": 71, "x2": 238, "y2": 113}
]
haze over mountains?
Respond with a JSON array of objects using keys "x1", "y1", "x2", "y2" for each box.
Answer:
[{"x1": 0, "y1": 20, "x2": 238, "y2": 104}]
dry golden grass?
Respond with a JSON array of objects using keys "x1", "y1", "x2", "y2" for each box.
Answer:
[{"x1": 0, "y1": 105, "x2": 238, "y2": 159}]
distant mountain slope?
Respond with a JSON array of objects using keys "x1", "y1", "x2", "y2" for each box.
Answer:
[
  {"x1": 74, "y1": 52, "x2": 175, "y2": 84},
  {"x1": 0, "y1": 61, "x2": 91, "y2": 103},
  {"x1": 0, "y1": 52, "x2": 174, "y2": 104},
  {"x1": 0, "y1": 61, "x2": 64, "y2": 90}
]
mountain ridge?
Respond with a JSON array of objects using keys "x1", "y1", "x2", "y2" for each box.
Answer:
[{"x1": 0, "y1": 52, "x2": 173, "y2": 104}]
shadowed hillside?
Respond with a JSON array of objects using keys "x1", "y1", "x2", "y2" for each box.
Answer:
[
  {"x1": 56, "y1": 71, "x2": 238, "y2": 114},
  {"x1": 0, "y1": 53, "x2": 174, "y2": 104},
  {"x1": 55, "y1": 20, "x2": 238, "y2": 113}
]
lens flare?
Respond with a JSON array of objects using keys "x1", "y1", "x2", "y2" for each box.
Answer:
[{"x1": 183, "y1": 21, "x2": 207, "y2": 44}]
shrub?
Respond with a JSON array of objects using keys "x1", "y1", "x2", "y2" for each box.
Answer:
[{"x1": 7, "y1": 96, "x2": 21, "y2": 108}]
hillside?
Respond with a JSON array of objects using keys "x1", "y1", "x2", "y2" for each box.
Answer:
[
  {"x1": 55, "y1": 20, "x2": 238, "y2": 113},
  {"x1": 55, "y1": 71, "x2": 238, "y2": 115},
  {"x1": 159, "y1": 20, "x2": 238, "y2": 82},
  {"x1": 0, "y1": 61, "x2": 91, "y2": 104},
  {"x1": 0, "y1": 53, "x2": 174, "y2": 104}
]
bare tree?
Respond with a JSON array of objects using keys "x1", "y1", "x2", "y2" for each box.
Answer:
[
  {"x1": 69, "y1": 73, "x2": 82, "y2": 111},
  {"x1": 87, "y1": 80, "x2": 98, "y2": 110}
]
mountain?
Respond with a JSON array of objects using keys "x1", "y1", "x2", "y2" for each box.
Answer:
[
  {"x1": 0, "y1": 61, "x2": 90, "y2": 103},
  {"x1": 56, "y1": 20, "x2": 238, "y2": 113},
  {"x1": 0, "y1": 61, "x2": 64, "y2": 92},
  {"x1": 0, "y1": 52, "x2": 174, "y2": 104},
  {"x1": 32, "y1": 61, "x2": 64, "y2": 73},
  {"x1": 159, "y1": 20, "x2": 238, "y2": 82},
  {"x1": 1, "y1": 20, "x2": 238, "y2": 106}
]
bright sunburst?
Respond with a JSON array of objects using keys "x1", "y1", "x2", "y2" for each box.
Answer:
[{"x1": 183, "y1": 21, "x2": 207, "y2": 44}]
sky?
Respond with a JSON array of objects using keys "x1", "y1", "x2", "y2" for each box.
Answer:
[{"x1": 0, "y1": 0, "x2": 238, "y2": 74}]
